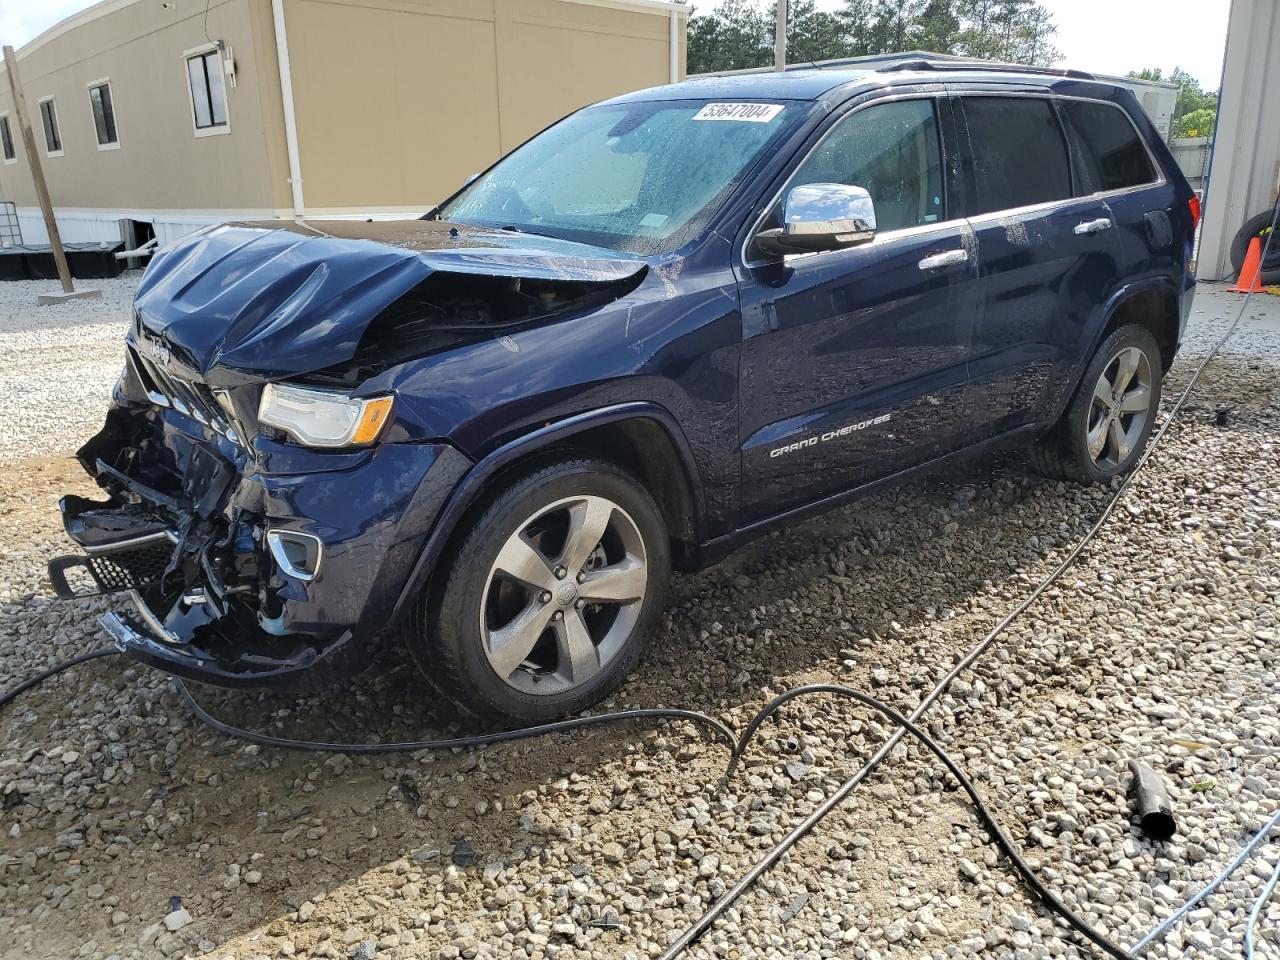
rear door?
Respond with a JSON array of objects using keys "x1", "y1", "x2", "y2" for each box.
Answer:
[
  {"x1": 954, "y1": 93, "x2": 1122, "y2": 440},
  {"x1": 1056, "y1": 97, "x2": 1175, "y2": 288}
]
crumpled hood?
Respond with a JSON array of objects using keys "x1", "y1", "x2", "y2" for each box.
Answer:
[{"x1": 132, "y1": 219, "x2": 645, "y2": 385}]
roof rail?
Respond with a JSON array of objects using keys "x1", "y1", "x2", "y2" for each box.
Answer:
[{"x1": 876, "y1": 57, "x2": 1096, "y2": 81}]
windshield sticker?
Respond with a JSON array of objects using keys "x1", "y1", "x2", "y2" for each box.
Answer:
[
  {"x1": 640, "y1": 213, "x2": 669, "y2": 227},
  {"x1": 692, "y1": 103, "x2": 784, "y2": 123}
]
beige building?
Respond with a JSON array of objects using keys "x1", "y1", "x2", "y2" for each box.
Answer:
[{"x1": 0, "y1": 0, "x2": 686, "y2": 247}]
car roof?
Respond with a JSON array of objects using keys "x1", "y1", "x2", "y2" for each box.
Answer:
[{"x1": 602, "y1": 57, "x2": 1125, "y2": 108}]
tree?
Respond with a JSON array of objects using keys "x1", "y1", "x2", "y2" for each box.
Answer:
[
  {"x1": 872, "y1": 0, "x2": 925, "y2": 54},
  {"x1": 1010, "y1": 4, "x2": 1058, "y2": 64},
  {"x1": 914, "y1": 0, "x2": 961, "y2": 54},
  {"x1": 1168, "y1": 67, "x2": 1217, "y2": 117},
  {"x1": 787, "y1": 0, "x2": 850, "y2": 64},
  {"x1": 837, "y1": 0, "x2": 883, "y2": 57},
  {"x1": 686, "y1": 0, "x2": 772, "y2": 73},
  {"x1": 1174, "y1": 108, "x2": 1215, "y2": 138},
  {"x1": 955, "y1": 0, "x2": 1000, "y2": 59},
  {"x1": 684, "y1": 0, "x2": 1061, "y2": 75}
]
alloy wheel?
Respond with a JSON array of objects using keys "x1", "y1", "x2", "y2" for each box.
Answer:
[
  {"x1": 1086, "y1": 345, "x2": 1153, "y2": 469},
  {"x1": 480, "y1": 495, "x2": 648, "y2": 695}
]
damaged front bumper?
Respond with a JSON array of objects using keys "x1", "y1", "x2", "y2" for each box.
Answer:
[{"x1": 51, "y1": 395, "x2": 470, "y2": 689}]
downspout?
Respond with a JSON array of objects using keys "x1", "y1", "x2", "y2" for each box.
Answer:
[
  {"x1": 270, "y1": 0, "x2": 306, "y2": 220},
  {"x1": 669, "y1": 6, "x2": 679, "y2": 83}
]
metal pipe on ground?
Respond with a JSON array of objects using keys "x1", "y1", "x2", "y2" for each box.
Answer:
[{"x1": 1129, "y1": 760, "x2": 1177, "y2": 841}]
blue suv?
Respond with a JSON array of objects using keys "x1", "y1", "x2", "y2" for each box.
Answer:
[{"x1": 52, "y1": 61, "x2": 1198, "y2": 722}]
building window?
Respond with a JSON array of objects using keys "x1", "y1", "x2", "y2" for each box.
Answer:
[
  {"x1": 185, "y1": 47, "x2": 229, "y2": 135},
  {"x1": 0, "y1": 115, "x2": 14, "y2": 162},
  {"x1": 88, "y1": 80, "x2": 119, "y2": 149},
  {"x1": 38, "y1": 97, "x2": 62, "y2": 156}
]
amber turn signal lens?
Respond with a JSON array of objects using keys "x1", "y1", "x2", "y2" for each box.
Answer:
[{"x1": 351, "y1": 395, "x2": 394, "y2": 445}]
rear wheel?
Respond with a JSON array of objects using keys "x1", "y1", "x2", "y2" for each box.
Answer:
[
  {"x1": 417, "y1": 458, "x2": 669, "y2": 723},
  {"x1": 1030, "y1": 324, "x2": 1163, "y2": 484}
]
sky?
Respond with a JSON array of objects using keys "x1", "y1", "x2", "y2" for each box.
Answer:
[{"x1": 0, "y1": 0, "x2": 1232, "y2": 90}]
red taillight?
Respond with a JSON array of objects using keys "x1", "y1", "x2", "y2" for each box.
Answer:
[{"x1": 1189, "y1": 195, "x2": 1202, "y2": 228}]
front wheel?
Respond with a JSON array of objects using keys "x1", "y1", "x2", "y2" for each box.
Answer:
[
  {"x1": 417, "y1": 458, "x2": 670, "y2": 723},
  {"x1": 1030, "y1": 324, "x2": 1163, "y2": 484}
]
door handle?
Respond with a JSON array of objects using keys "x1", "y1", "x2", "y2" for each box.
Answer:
[
  {"x1": 1073, "y1": 217, "x2": 1113, "y2": 235},
  {"x1": 917, "y1": 249, "x2": 969, "y2": 270}
]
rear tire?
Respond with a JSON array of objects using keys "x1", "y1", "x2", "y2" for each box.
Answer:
[
  {"x1": 414, "y1": 458, "x2": 670, "y2": 724},
  {"x1": 1030, "y1": 324, "x2": 1163, "y2": 484}
]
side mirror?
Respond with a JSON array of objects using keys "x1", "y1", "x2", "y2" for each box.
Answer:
[{"x1": 755, "y1": 183, "x2": 877, "y2": 257}]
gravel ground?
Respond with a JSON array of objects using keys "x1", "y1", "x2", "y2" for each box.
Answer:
[
  {"x1": 0, "y1": 278, "x2": 1278, "y2": 960},
  {"x1": 0, "y1": 277, "x2": 140, "y2": 464}
]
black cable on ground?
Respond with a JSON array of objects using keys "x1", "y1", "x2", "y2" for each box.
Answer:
[
  {"x1": 170, "y1": 675, "x2": 738, "y2": 754},
  {"x1": 729, "y1": 684, "x2": 1131, "y2": 960},
  {"x1": 0, "y1": 646, "x2": 119, "y2": 710}
]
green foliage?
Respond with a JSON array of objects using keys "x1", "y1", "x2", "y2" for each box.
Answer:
[
  {"x1": 1174, "y1": 107, "x2": 1216, "y2": 139},
  {"x1": 683, "y1": 0, "x2": 1061, "y2": 74},
  {"x1": 686, "y1": 0, "x2": 775, "y2": 73},
  {"x1": 787, "y1": 0, "x2": 849, "y2": 64}
]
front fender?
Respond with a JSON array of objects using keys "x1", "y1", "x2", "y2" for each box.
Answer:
[{"x1": 388, "y1": 401, "x2": 705, "y2": 625}]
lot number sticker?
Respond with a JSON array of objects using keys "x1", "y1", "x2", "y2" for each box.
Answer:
[{"x1": 692, "y1": 103, "x2": 784, "y2": 123}]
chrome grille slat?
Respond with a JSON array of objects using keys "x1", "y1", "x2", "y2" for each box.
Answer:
[{"x1": 131, "y1": 344, "x2": 238, "y2": 442}]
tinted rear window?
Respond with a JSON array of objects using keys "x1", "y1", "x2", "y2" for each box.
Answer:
[
  {"x1": 961, "y1": 97, "x2": 1072, "y2": 216},
  {"x1": 1060, "y1": 100, "x2": 1156, "y2": 193}
]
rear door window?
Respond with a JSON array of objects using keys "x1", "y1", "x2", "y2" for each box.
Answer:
[
  {"x1": 1059, "y1": 99, "x2": 1157, "y2": 194},
  {"x1": 958, "y1": 96, "x2": 1072, "y2": 216}
]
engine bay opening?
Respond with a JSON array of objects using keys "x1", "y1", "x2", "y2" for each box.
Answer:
[{"x1": 313, "y1": 268, "x2": 645, "y2": 384}]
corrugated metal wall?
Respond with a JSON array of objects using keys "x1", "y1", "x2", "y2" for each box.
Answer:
[{"x1": 1198, "y1": 0, "x2": 1280, "y2": 281}]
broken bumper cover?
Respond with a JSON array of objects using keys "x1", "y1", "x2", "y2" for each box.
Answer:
[
  {"x1": 99, "y1": 594, "x2": 361, "y2": 688},
  {"x1": 52, "y1": 402, "x2": 471, "y2": 689}
]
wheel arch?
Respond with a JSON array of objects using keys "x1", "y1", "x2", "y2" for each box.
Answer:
[
  {"x1": 389, "y1": 402, "x2": 705, "y2": 625},
  {"x1": 1050, "y1": 277, "x2": 1180, "y2": 428},
  {"x1": 1096, "y1": 280, "x2": 1180, "y2": 373}
]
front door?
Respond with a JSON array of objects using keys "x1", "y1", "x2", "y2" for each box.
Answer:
[{"x1": 735, "y1": 95, "x2": 981, "y2": 522}]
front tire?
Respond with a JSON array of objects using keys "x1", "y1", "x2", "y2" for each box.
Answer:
[
  {"x1": 1030, "y1": 324, "x2": 1163, "y2": 484},
  {"x1": 417, "y1": 458, "x2": 670, "y2": 723}
]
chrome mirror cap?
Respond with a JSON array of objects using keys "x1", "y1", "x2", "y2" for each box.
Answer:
[{"x1": 756, "y1": 183, "x2": 877, "y2": 256}]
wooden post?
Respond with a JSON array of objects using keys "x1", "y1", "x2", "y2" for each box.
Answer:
[
  {"x1": 774, "y1": 0, "x2": 786, "y2": 72},
  {"x1": 3, "y1": 44, "x2": 74, "y2": 294}
]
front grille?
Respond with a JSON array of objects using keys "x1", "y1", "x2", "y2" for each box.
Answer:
[{"x1": 128, "y1": 344, "x2": 241, "y2": 443}]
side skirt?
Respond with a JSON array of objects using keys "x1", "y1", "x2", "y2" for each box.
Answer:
[{"x1": 684, "y1": 422, "x2": 1044, "y2": 571}]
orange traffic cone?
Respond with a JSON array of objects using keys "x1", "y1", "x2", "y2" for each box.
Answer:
[{"x1": 1229, "y1": 236, "x2": 1265, "y2": 293}]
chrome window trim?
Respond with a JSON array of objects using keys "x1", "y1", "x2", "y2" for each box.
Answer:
[
  {"x1": 740, "y1": 91, "x2": 950, "y2": 269},
  {"x1": 739, "y1": 87, "x2": 1167, "y2": 269}
]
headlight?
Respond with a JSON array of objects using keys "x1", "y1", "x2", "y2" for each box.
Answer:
[{"x1": 258, "y1": 384, "x2": 394, "y2": 448}]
